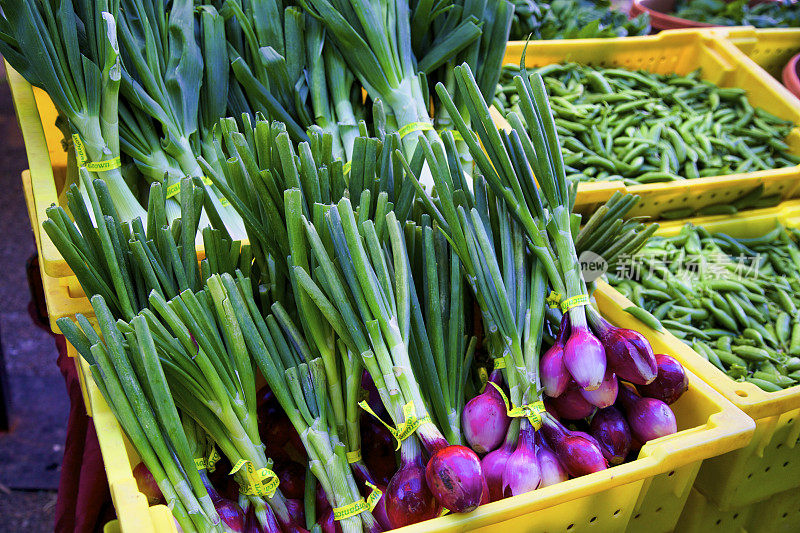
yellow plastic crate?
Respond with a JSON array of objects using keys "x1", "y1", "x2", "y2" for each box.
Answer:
[
  {"x1": 601, "y1": 201, "x2": 800, "y2": 509},
  {"x1": 710, "y1": 26, "x2": 800, "y2": 80},
  {"x1": 503, "y1": 30, "x2": 800, "y2": 220},
  {"x1": 676, "y1": 487, "x2": 800, "y2": 533},
  {"x1": 70, "y1": 284, "x2": 753, "y2": 533}
]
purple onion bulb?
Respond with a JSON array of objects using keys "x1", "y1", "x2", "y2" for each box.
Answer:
[
  {"x1": 462, "y1": 372, "x2": 511, "y2": 454},
  {"x1": 481, "y1": 440, "x2": 514, "y2": 502},
  {"x1": 548, "y1": 384, "x2": 596, "y2": 420},
  {"x1": 540, "y1": 414, "x2": 608, "y2": 477},
  {"x1": 636, "y1": 354, "x2": 689, "y2": 405},
  {"x1": 541, "y1": 343, "x2": 570, "y2": 398},
  {"x1": 590, "y1": 311, "x2": 658, "y2": 385},
  {"x1": 589, "y1": 406, "x2": 632, "y2": 465},
  {"x1": 617, "y1": 385, "x2": 678, "y2": 443},
  {"x1": 563, "y1": 325, "x2": 607, "y2": 390},
  {"x1": 501, "y1": 424, "x2": 541, "y2": 497},
  {"x1": 579, "y1": 372, "x2": 619, "y2": 408},
  {"x1": 425, "y1": 445, "x2": 484, "y2": 513},
  {"x1": 534, "y1": 433, "x2": 568, "y2": 487},
  {"x1": 214, "y1": 498, "x2": 245, "y2": 532},
  {"x1": 385, "y1": 460, "x2": 437, "y2": 528}
]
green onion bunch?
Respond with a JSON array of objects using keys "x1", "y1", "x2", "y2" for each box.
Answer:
[
  {"x1": 43, "y1": 174, "x2": 250, "y2": 321},
  {"x1": 0, "y1": 0, "x2": 147, "y2": 222},
  {"x1": 60, "y1": 274, "x2": 307, "y2": 531}
]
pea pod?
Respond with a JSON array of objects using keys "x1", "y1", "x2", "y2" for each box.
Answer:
[
  {"x1": 703, "y1": 299, "x2": 738, "y2": 331},
  {"x1": 784, "y1": 356, "x2": 800, "y2": 372},
  {"x1": 663, "y1": 320, "x2": 710, "y2": 339}
]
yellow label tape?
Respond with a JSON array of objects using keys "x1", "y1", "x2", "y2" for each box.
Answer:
[
  {"x1": 343, "y1": 161, "x2": 352, "y2": 175},
  {"x1": 488, "y1": 382, "x2": 546, "y2": 430},
  {"x1": 398, "y1": 121, "x2": 434, "y2": 139},
  {"x1": 493, "y1": 358, "x2": 506, "y2": 370},
  {"x1": 478, "y1": 367, "x2": 489, "y2": 392},
  {"x1": 194, "y1": 458, "x2": 206, "y2": 470},
  {"x1": 165, "y1": 176, "x2": 214, "y2": 200},
  {"x1": 72, "y1": 134, "x2": 121, "y2": 172},
  {"x1": 358, "y1": 401, "x2": 431, "y2": 450},
  {"x1": 229, "y1": 460, "x2": 280, "y2": 498},
  {"x1": 560, "y1": 294, "x2": 590, "y2": 313},
  {"x1": 438, "y1": 507, "x2": 451, "y2": 517},
  {"x1": 333, "y1": 482, "x2": 382, "y2": 521},
  {"x1": 346, "y1": 449, "x2": 362, "y2": 463},
  {"x1": 206, "y1": 447, "x2": 221, "y2": 473},
  {"x1": 546, "y1": 291, "x2": 563, "y2": 309}
]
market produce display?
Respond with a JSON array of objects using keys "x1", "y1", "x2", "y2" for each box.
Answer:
[
  {"x1": 495, "y1": 64, "x2": 800, "y2": 185},
  {"x1": 2, "y1": 1, "x2": 753, "y2": 532},
  {"x1": 669, "y1": 0, "x2": 800, "y2": 28},
  {"x1": 0, "y1": 0, "x2": 511, "y2": 236},
  {"x1": 608, "y1": 223, "x2": 800, "y2": 391},
  {"x1": 510, "y1": 0, "x2": 651, "y2": 40}
]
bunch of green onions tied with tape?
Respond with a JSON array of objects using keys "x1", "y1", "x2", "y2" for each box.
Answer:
[
  {"x1": 116, "y1": 0, "x2": 245, "y2": 236},
  {"x1": 60, "y1": 276, "x2": 307, "y2": 532},
  {"x1": 290, "y1": 197, "x2": 486, "y2": 517},
  {"x1": 202, "y1": 267, "x2": 384, "y2": 533},
  {"x1": 410, "y1": 0, "x2": 513, "y2": 151},
  {"x1": 430, "y1": 61, "x2": 612, "y2": 392},
  {"x1": 42, "y1": 175, "x2": 250, "y2": 322},
  {"x1": 608, "y1": 223, "x2": 800, "y2": 392},
  {"x1": 296, "y1": 0, "x2": 452, "y2": 160},
  {"x1": 199, "y1": 116, "x2": 418, "y2": 298},
  {"x1": 0, "y1": 0, "x2": 146, "y2": 222},
  {"x1": 400, "y1": 106, "x2": 608, "y2": 501},
  {"x1": 58, "y1": 301, "x2": 225, "y2": 533},
  {"x1": 220, "y1": 0, "x2": 364, "y2": 160},
  {"x1": 438, "y1": 60, "x2": 665, "y2": 389}
]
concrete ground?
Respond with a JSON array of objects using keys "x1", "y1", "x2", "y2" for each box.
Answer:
[{"x1": 0, "y1": 63, "x2": 67, "y2": 531}]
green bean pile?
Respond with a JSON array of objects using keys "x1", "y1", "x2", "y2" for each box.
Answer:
[
  {"x1": 608, "y1": 223, "x2": 800, "y2": 391},
  {"x1": 494, "y1": 64, "x2": 800, "y2": 185},
  {"x1": 510, "y1": 0, "x2": 650, "y2": 41},
  {"x1": 671, "y1": 0, "x2": 800, "y2": 29}
]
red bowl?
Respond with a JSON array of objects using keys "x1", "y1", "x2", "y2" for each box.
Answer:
[
  {"x1": 782, "y1": 52, "x2": 800, "y2": 99},
  {"x1": 630, "y1": 0, "x2": 776, "y2": 32}
]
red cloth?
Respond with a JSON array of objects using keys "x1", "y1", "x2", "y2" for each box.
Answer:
[
  {"x1": 54, "y1": 333, "x2": 113, "y2": 533},
  {"x1": 26, "y1": 254, "x2": 113, "y2": 532}
]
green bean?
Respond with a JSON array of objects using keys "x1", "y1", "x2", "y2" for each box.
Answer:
[
  {"x1": 789, "y1": 323, "x2": 800, "y2": 356},
  {"x1": 663, "y1": 320, "x2": 711, "y2": 339},
  {"x1": 624, "y1": 306, "x2": 664, "y2": 332},
  {"x1": 732, "y1": 345, "x2": 772, "y2": 362},
  {"x1": 497, "y1": 63, "x2": 797, "y2": 192},
  {"x1": 746, "y1": 378, "x2": 782, "y2": 392},
  {"x1": 714, "y1": 349, "x2": 748, "y2": 367},
  {"x1": 776, "y1": 312, "x2": 791, "y2": 347}
]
